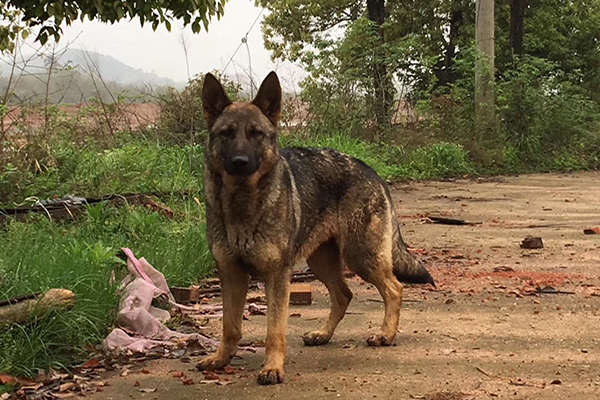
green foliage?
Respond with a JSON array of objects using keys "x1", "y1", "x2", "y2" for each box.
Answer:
[
  {"x1": 281, "y1": 132, "x2": 474, "y2": 181},
  {"x1": 0, "y1": 5, "x2": 29, "y2": 53},
  {"x1": 408, "y1": 143, "x2": 474, "y2": 179},
  {"x1": 0, "y1": 137, "x2": 204, "y2": 204},
  {"x1": 496, "y1": 56, "x2": 600, "y2": 167},
  {"x1": 2, "y1": 0, "x2": 228, "y2": 50}
]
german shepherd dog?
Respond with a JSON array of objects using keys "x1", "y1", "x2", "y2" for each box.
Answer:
[{"x1": 196, "y1": 72, "x2": 435, "y2": 385}]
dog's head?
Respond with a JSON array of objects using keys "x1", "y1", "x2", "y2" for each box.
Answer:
[{"x1": 202, "y1": 72, "x2": 281, "y2": 181}]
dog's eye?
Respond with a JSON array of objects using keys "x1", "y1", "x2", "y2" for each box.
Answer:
[
  {"x1": 249, "y1": 129, "x2": 263, "y2": 138},
  {"x1": 220, "y1": 129, "x2": 235, "y2": 138}
]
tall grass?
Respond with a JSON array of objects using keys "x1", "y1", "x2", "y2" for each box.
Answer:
[{"x1": 281, "y1": 132, "x2": 475, "y2": 181}]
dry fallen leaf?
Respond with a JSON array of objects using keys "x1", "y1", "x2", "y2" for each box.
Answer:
[
  {"x1": 81, "y1": 358, "x2": 101, "y2": 369},
  {"x1": 50, "y1": 393, "x2": 78, "y2": 399},
  {"x1": 0, "y1": 374, "x2": 16, "y2": 385},
  {"x1": 59, "y1": 382, "x2": 76, "y2": 392}
]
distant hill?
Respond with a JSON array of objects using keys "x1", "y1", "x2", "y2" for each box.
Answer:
[
  {"x1": 0, "y1": 48, "x2": 185, "y2": 88},
  {"x1": 59, "y1": 49, "x2": 184, "y2": 88}
]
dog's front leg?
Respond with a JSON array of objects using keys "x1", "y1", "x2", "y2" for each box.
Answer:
[
  {"x1": 197, "y1": 265, "x2": 250, "y2": 371},
  {"x1": 257, "y1": 267, "x2": 292, "y2": 385}
]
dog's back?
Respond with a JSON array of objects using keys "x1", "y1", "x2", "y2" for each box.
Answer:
[{"x1": 282, "y1": 146, "x2": 434, "y2": 286}]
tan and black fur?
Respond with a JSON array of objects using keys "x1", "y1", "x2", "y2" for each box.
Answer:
[{"x1": 196, "y1": 72, "x2": 435, "y2": 385}]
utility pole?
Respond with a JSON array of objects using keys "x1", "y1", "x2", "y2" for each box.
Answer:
[{"x1": 475, "y1": 0, "x2": 495, "y2": 140}]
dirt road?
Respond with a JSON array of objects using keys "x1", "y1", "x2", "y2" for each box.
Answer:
[{"x1": 94, "y1": 172, "x2": 600, "y2": 400}]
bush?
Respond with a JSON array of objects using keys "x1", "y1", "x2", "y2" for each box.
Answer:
[
  {"x1": 408, "y1": 142, "x2": 475, "y2": 179},
  {"x1": 156, "y1": 72, "x2": 242, "y2": 145}
]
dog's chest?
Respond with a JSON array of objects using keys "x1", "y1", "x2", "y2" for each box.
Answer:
[{"x1": 226, "y1": 221, "x2": 288, "y2": 267}]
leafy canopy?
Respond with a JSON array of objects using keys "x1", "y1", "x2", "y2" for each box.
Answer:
[{"x1": 1, "y1": 0, "x2": 228, "y2": 51}]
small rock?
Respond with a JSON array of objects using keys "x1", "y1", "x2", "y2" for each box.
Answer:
[
  {"x1": 581, "y1": 349, "x2": 589, "y2": 353},
  {"x1": 550, "y1": 379, "x2": 562, "y2": 385}
]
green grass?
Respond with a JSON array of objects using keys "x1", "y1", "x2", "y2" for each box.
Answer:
[
  {"x1": 0, "y1": 198, "x2": 213, "y2": 377},
  {"x1": 1, "y1": 139, "x2": 204, "y2": 205},
  {"x1": 281, "y1": 132, "x2": 475, "y2": 181}
]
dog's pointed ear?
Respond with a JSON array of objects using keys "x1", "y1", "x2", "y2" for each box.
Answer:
[
  {"x1": 252, "y1": 71, "x2": 282, "y2": 126},
  {"x1": 202, "y1": 73, "x2": 232, "y2": 129}
]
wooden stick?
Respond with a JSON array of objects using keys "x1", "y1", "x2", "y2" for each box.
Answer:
[{"x1": 0, "y1": 289, "x2": 76, "y2": 326}]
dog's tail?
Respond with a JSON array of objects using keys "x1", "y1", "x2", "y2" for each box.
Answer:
[{"x1": 391, "y1": 215, "x2": 436, "y2": 287}]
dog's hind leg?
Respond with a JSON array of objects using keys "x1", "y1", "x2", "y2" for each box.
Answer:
[
  {"x1": 342, "y1": 200, "x2": 403, "y2": 347},
  {"x1": 302, "y1": 240, "x2": 353, "y2": 346}
]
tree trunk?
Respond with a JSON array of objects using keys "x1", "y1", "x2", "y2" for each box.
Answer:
[
  {"x1": 444, "y1": 9, "x2": 463, "y2": 86},
  {"x1": 367, "y1": 0, "x2": 391, "y2": 133},
  {"x1": 510, "y1": 0, "x2": 525, "y2": 55},
  {"x1": 475, "y1": 0, "x2": 495, "y2": 140}
]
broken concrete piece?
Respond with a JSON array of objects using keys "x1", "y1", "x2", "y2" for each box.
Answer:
[{"x1": 521, "y1": 237, "x2": 543, "y2": 249}]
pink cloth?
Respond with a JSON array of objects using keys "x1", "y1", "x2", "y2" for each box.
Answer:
[{"x1": 102, "y1": 248, "x2": 218, "y2": 354}]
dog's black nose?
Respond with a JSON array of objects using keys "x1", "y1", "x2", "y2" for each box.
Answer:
[
  {"x1": 231, "y1": 155, "x2": 249, "y2": 168},
  {"x1": 225, "y1": 155, "x2": 256, "y2": 176}
]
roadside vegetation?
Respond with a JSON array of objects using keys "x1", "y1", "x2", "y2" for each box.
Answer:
[{"x1": 1, "y1": 0, "x2": 600, "y2": 382}]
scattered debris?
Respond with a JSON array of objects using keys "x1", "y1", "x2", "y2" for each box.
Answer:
[
  {"x1": 536, "y1": 286, "x2": 574, "y2": 295},
  {"x1": 248, "y1": 303, "x2": 267, "y2": 316},
  {"x1": 0, "y1": 192, "x2": 180, "y2": 225},
  {"x1": 428, "y1": 216, "x2": 481, "y2": 226},
  {"x1": 475, "y1": 366, "x2": 545, "y2": 388},
  {"x1": 521, "y1": 236, "x2": 544, "y2": 249}
]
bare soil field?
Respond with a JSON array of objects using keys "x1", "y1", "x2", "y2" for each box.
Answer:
[{"x1": 93, "y1": 172, "x2": 600, "y2": 400}]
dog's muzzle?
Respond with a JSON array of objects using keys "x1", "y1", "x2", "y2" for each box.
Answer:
[{"x1": 225, "y1": 155, "x2": 258, "y2": 177}]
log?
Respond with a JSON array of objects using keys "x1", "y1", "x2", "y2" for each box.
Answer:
[{"x1": 0, "y1": 289, "x2": 76, "y2": 326}]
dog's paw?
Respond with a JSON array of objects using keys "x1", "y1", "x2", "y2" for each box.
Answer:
[
  {"x1": 196, "y1": 354, "x2": 231, "y2": 371},
  {"x1": 302, "y1": 330, "x2": 331, "y2": 346},
  {"x1": 366, "y1": 334, "x2": 393, "y2": 347},
  {"x1": 257, "y1": 367, "x2": 285, "y2": 385}
]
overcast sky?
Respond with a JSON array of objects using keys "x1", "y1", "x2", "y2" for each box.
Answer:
[{"x1": 57, "y1": 0, "x2": 305, "y2": 91}]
